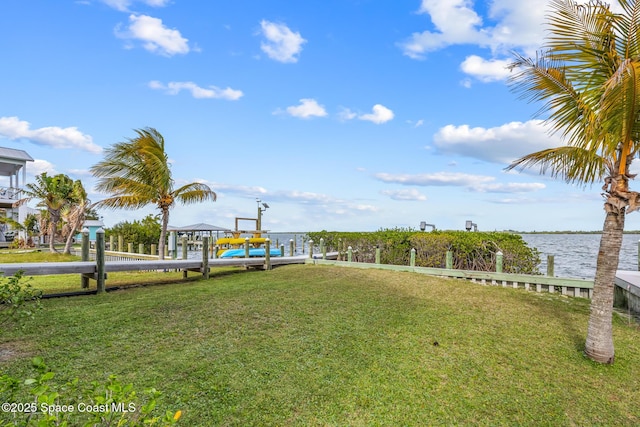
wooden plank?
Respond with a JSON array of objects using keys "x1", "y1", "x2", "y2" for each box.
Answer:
[{"x1": 0, "y1": 261, "x2": 95, "y2": 276}]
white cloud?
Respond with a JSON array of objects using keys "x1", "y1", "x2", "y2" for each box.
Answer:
[
  {"x1": 358, "y1": 104, "x2": 394, "y2": 124},
  {"x1": 472, "y1": 182, "x2": 546, "y2": 193},
  {"x1": 101, "y1": 0, "x2": 170, "y2": 12},
  {"x1": 284, "y1": 99, "x2": 327, "y2": 119},
  {"x1": 460, "y1": 55, "x2": 511, "y2": 82},
  {"x1": 259, "y1": 20, "x2": 306, "y2": 63},
  {"x1": 148, "y1": 81, "x2": 243, "y2": 100},
  {"x1": 381, "y1": 189, "x2": 427, "y2": 201},
  {"x1": 0, "y1": 116, "x2": 102, "y2": 154},
  {"x1": 116, "y1": 14, "x2": 190, "y2": 56},
  {"x1": 375, "y1": 171, "x2": 494, "y2": 187},
  {"x1": 338, "y1": 107, "x2": 357, "y2": 121},
  {"x1": 398, "y1": 1, "x2": 550, "y2": 83},
  {"x1": 433, "y1": 119, "x2": 563, "y2": 164},
  {"x1": 29, "y1": 159, "x2": 57, "y2": 176},
  {"x1": 374, "y1": 171, "x2": 544, "y2": 194},
  {"x1": 399, "y1": 0, "x2": 490, "y2": 59}
]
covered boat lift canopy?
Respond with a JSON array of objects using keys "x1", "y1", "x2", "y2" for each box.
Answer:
[{"x1": 167, "y1": 223, "x2": 228, "y2": 241}]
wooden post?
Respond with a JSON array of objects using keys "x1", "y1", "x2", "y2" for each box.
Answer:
[
  {"x1": 338, "y1": 239, "x2": 342, "y2": 261},
  {"x1": 109, "y1": 236, "x2": 114, "y2": 251},
  {"x1": 375, "y1": 246, "x2": 381, "y2": 264},
  {"x1": 547, "y1": 255, "x2": 555, "y2": 277},
  {"x1": 410, "y1": 248, "x2": 416, "y2": 267},
  {"x1": 265, "y1": 238, "x2": 271, "y2": 270},
  {"x1": 118, "y1": 235, "x2": 123, "y2": 252},
  {"x1": 202, "y1": 237, "x2": 209, "y2": 279},
  {"x1": 446, "y1": 250, "x2": 453, "y2": 269},
  {"x1": 347, "y1": 246, "x2": 353, "y2": 263},
  {"x1": 181, "y1": 236, "x2": 188, "y2": 260},
  {"x1": 496, "y1": 251, "x2": 503, "y2": 273},
  {"x1": 96, "y1": 228, "x2": 105, "y2": 294},
  {"x1": 81, "y1": 228, "x2": 89, "y2": 289},
  {"x1": 245, "y1": 237, "x2": 250, "y2": 258},
  {"x1": 320, "y1": 238, "x2": 326, "y2": 260},
  {"x1": 280, "y1": 244, "x2": 284, "y2": 257},
  {"x1": 289, "y1": 239, "x2": 294, "y2": 257},
  {"x1": 309, "y1": 240, "x2": 314, "y2": 259},
  {"x1": 138, "y1": 243, "x2": 144, "y2": 254},
  {"x1": 127, "y1": 242, "x2": 133, "y2": 253},
  {"x1": 151, "y1": 244, "x2": 157, "y2": 256}
]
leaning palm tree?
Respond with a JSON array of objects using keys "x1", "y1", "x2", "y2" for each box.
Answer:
[
  {"x1": 90, "y1": 127, "x2": 217, "y2": 259},
  {"x1": 507, "y1": 0, "x2": 640, "y2": 363},
  {"x1": 61, "y1": 180, "x2": 92, "y2": 255},
  {"x1": 14, "y1": 173, "x2": 76, "y2": 253}
]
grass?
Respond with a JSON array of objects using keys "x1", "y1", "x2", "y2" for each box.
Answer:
[{"x1": 2, "y1": 264, "x2": 640, "y2": 425}]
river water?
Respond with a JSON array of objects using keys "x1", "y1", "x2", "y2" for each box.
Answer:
[{"x1": 520, "y1": 233, "x2": 640, "y2": 279}]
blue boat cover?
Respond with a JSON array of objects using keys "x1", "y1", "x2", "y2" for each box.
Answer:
[{"x1": 219, "y1": 248, "x2": 282, "y2": 258}]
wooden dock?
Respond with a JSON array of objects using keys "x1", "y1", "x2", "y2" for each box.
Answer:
[{"x1": 0, "y1": 255, "x2": 311, "y2": 277}]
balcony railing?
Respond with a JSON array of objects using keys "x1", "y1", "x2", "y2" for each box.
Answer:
[{"x1": 0, "y1": 187, "x2": 20, "y2": 200}]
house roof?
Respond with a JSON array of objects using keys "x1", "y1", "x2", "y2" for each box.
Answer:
[
  {"x1": 82, "y1": 220, "x2": 105, "y2": 228},
  {"x1": 0, "y1": 147, "x2": 34, "y2": 177},
  {"x1": 0, "y1": 147, "x2": 34, "y2": 162},
  {"x1": 167, "y1": 223, "x2": 227, "y2": 232}
]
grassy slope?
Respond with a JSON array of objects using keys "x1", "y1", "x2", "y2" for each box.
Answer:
[{"x1": 1, "y1": 265, "x2": 640, "y2": 426}]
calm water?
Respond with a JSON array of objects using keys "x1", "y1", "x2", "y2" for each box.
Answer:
[{"x1": 520, "y1": 234, "x2": 640, "y2": 279}]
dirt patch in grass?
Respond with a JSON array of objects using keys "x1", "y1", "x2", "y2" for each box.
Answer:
[{"x1": 0, "y1": 340, "x2": 34, "y2": 363}]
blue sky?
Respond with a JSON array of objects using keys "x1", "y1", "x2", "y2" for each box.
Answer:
[{"x1": 0, "y1": 0, "x2": 634, "y2": 232}]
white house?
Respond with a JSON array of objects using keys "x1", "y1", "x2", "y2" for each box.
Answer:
[{"x1": 0, "y1": 147, "x2": 34, "y2": 245}]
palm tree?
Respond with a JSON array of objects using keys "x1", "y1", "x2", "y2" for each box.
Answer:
[
  {"x1": 507, "y1": 0, "x2": 640, "y2": 363},
  {"x1": 14, "y1": 173, "x2": 76, "y2": 253},
  {"x1": 90, "y1": 127, "x2": 217, "y2": 259},
  {"x1": 61, "y1": 180, "x2": 91, "y2": 255}
]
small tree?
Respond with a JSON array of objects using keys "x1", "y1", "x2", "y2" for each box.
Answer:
[{"x1": 14, "y1": 173, "x2": 76, "y2": 253}]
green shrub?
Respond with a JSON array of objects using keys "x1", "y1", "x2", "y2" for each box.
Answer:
[
  {"x1": 106, "y1": 214, "x2": 161, "y2": 252},
  {"x1": 308, "y1": 229, "x2": 540, "y2": 274},
  {"x1": 0, "y1": 357, "x2": 181, "y2": 426},
  {"x1": 0, "y1": 272, "x2": 43, "y2": 327}
]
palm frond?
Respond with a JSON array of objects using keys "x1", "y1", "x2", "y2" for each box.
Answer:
[
  {"x1": 173, "y1": 182, "x2": 217, "y2": 205},
  {"x1": 505, "y1": 146, "x2": 609, "y2": 185}
]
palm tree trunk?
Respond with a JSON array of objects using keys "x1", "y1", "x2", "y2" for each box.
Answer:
[
  {"x1": 158, "y1": 208, "x2": 169, "y2": 260},
  {"x1": 584, "y1": 208, "x2": 625, "y2": 364},
  {"x1": 49, "y1": 215, "x2": 58, "y2": 253},
  {"x1": 62, "y1": 215, "x2": 84, "y2": 255}
]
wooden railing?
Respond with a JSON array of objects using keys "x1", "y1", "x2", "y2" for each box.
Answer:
[{"x1": 305, "y1": 241, "x2": 594, "y2": 298}]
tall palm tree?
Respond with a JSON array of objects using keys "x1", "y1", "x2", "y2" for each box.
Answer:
[
  {"x1": 14, "y1": 173, "x2": 76, "y2": 253},
  {"x1": 90, "y1": 127, "x2": 217, "y2": 259},
  {"x1": 507, "y1": 0, "x2": 640, "y2": 363}
]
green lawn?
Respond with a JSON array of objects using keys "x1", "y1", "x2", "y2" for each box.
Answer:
[{"x1": 2, "y1": 265, "x2": 640, "y2": 425}]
